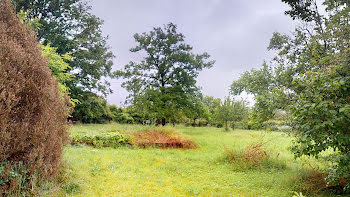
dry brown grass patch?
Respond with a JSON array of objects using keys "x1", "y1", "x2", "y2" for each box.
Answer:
[{"x1": 128, "y1": 128, "x2": 197, "y2": 149}]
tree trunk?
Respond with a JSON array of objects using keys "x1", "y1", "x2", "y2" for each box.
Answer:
[
  {"x1": 225, "y1": 120, "x2": 228, "y2": 130},
  {"x1": 162, "y1": 118, "x2": 166, "y2": 126}
]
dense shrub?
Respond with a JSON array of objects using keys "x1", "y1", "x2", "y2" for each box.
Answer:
[
  {"x1": 72, "y1": 91, "x2": 113, "y2": 123},
  {"x1": 0, "y1": 0, "x2": 69, "y2": 194},
  {"x1": 130, "y1": 128, "x2": 198, "y2": 149},
  {"x1": 234, "y1": 120, "x2": 250, "y2": 130},
  {"x1": 216, "y1": 123, "x2": 223, "y2": 128},
  {"x1": 72, "y1": 132, "x2": 132, "y2": 148},
  {"x1": 184, "y1": 119, "x2": 208, "y2": 127},
  {"x1": 109, "y1": 105, "x2": 134, "y2": 124}
]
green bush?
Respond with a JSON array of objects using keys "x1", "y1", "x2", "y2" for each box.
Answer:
[
  {"x1": 235, "y1": 120, "x2": 249, "y2": 130},
  {"x1": 72, "y1": 132, "x2": 132, "y2": 148},
  {"x1": 216, "y1": 123, "x2": 223, "y2": 128},
  {"x1": 72, "y1": 91, "x2": 114, "y2": 124}
]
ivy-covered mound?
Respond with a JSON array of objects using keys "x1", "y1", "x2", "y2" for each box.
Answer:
[
  {"x1": 72, "y1": 132, "x2": 132, "y2": 148},
  {"x1": 0, "y1": 0, "x2": 69, "y2": 194}
]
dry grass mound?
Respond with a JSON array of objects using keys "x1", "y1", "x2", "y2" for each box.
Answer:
[{"x1": 129, "y1": 128, "x2": 197, "y2": 149}]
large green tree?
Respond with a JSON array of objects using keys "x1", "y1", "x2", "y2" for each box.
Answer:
[
  {"x1": 216, "y1": 97, "x2": 248, "y2": 130},
  {"x1": 278, "y1": 0, "x2": 350, "y2": 191},
  {"x1": 232, "y1": 0, "x2": 350, "y2": 191},
  {"x1": 12, "y1": 0, "x2": 115, "y2": 97},
  {"x1": 231, "y1": 62, "x2": 280, "y2": 128},
  {"x1": 202, "y1": 96, "x2": 221, "y2": 125},
  {"x1": 116, "y1": 23, "x2": 214, "y2": 126}
]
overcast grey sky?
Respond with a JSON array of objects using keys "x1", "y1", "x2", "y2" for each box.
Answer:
[{"x1": 89, "y1": 0, "x2": 296, "y2": 106}]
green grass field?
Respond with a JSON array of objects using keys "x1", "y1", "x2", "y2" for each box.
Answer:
[{"x1": 53, "y1": 123, "x2": 334, "y2": 197}]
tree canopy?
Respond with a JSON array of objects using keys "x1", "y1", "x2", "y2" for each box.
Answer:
[
  {"x1": 231, "y1": 0, "x2": 350, "y2": 190},
  {"x1": 12, "y1": 0, "x2": 115, "y2": 97},
  {"x1": 116, "y1": 23, "x2": 214, "y2": 126}
]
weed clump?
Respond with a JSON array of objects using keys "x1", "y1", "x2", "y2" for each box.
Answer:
[
  {"x1": 294, "y1": 168, "x2": 349, "y2": 195},
  {"x1": 0, "y1": 0, "x2": 69, "y2": 194},
  {"x1": 294, "y1": 169, "x2": 328, "y2": 195},
  {"x1": 130, "y1": 128, "x2": 198, "y2": 149},
  {"x1": 224, "y1": 143, "x2": 286, "y2": 171}
]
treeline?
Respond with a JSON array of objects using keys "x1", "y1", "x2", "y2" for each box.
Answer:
[
  {"x1": 73, "y1": 95, "x2": 252, "y2": 129},
  {"x1": 78, "y1": 94, "x2": 292, "y2": 133}
]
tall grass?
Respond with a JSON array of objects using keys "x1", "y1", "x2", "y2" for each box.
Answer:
[
  {"x1": 224, "y1": 142, "x2": 287, "y2": 171},
  {"x1": 54, "y1": 124, "x2": 336, "y2": 197}
]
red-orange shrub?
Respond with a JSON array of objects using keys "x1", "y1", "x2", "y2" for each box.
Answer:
[
  {"x1": 0, "y1": 0, "x2": 69, "y2": 194},
  {"x1": 129, "y1": 128, "x2": 197, "y2": 149}
]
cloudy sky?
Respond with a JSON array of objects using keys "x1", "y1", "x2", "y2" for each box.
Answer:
[{"x1": 89, "y1": 0, "x2": 296, "y2": 106}]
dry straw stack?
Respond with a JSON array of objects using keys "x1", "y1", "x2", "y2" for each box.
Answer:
[{"x1": 0, "y1": 0, "x2": 69, "y2": 193}]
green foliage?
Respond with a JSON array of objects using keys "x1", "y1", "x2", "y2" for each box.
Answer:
[
  {"x1": 13, "y1": 0, "x2": 115, "y2": 96},
  {"x1": 216, "y1": 97, "x2": 249, "y2": 130},
  {"x1": 231, "y1": 63, "x2": 279, "y2": 128},
  {"x1": 116, "y1": 23, "x2": 214, "y2": 125},
  {"x1": 0, "y1": 162, "x2": 20, "y2": 188},
  {"x1": 40, "y1": 44, "x2": 78, "y2": 106},
  {"x1": 231, "y1": 62, "x2": 273, "y2": 96},
  {"x1": 274, "y1": 0, "x2": 350, "y2": 191},
  {"x1": 183, "y1": 95, "x2": 209, "y2": 126},
  {"x1": 17, "y1": 9, "x2": 76, "y2": 105},
  {"x1": 72, "y1": 132, "x2": 131, "y2": 148},
  {"x1": 109, "y1": 105, "x2": 134, "y2": 124},
  {"x1": 72, "y1": 91, "x2": 113, "y2": 123},
  {"x1": 254, "y1": 0, "x2": 350, "y2": 191},
  {"x1": 202, "y1": 96, "x2": 221, "y2": 125},
  {"x1": 230, "y1": 1, "x2": 350, "y2": 191}
]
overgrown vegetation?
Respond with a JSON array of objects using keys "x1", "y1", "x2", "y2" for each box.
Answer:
[
  {"x1": 0, "y1": 0, "x2": 69, "y2": 194},
  {"x1": 231, "y1": 0, "x2": 350, "y2": 192},
  {"x1": 129, "y1": 128, "x2": 198, "y2": 149},
  {"x1": 1, "y1": 0, "x2": 348, "y2": 195},
  {"x1": 52, "y1": 124, "x2": 338, "y2": 196},
  {"x1": 72, "y1": 132, "x2": 132, "y2": 148},
  {"x1": 71, "y1": 128, "x2": 197, "y2": 150},
  {"x1": 224, "y1": 142, "x2": 286, "y2": 171}
]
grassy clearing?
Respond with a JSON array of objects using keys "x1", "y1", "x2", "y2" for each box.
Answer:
[{"x1": 53, "y1": 123, "x2": 335, "y2": 197}]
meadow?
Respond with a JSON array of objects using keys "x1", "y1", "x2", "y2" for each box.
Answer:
[{"x1": 54, "y1": 124, "x2": 335, "y2": 197}]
